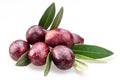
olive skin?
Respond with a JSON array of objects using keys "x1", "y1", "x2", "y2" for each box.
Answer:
[
  {"x1": 28, "y1": 42, "x2": 50, "y2": 66},
  {"x1": 45, "y1": 28, "x2": 74, "y2": 48},
  {"x1": 72, "y1": 33, "x2": 84, "y2": 44},
  {"x1": 26, "y1": 25, "x2": 46, "y2": 45},
  {"x1": 9, "y1": 40, "x2": 30, "y2": 61},
  {"x1": 51, "y1": 45, "x2": 75, "y2": 70}
]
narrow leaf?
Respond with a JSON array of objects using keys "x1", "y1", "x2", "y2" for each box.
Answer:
[
  {"x1": 75, "y1": 54, "x2": 96, "y2": 60},
  {"x1": 72, "y1": 44, "x2": 113, "y2": 59},
  {"x1": 38, "y1": 2, "x2": 55, "y2": 29},
  {"x1": 50, "y1": 7, "x2": 63, "y2": 30},
  {"x1": 73, "y1": 59, "x2": 88, "y2": 72},
  {"x1": 16, "y1": 51, "x2": 30, "y2": 66},
  {"x1": 44, "y1": 53, "x2": 52, "y2": 76}
]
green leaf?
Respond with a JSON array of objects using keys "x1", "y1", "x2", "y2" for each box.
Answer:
[
  {"x1": 16, "y1": 51, "x2": 30, "y2": 66},
  {"x1": 71, "y1": 44, "x2": 113, "y2": 59},
  {"x1": 44, "y1": 53, "x2": 52, "y2": 76},
  {"x1": 73, "y1": 59, "x2": 88, "y2": 72},
  {"x1": 50, "y1": 7, "x2": 63, "y2": 30},
  {"x1": 38, "y1": 2, "x2": 55, "y2": 29},
  {"x1": 75, "y1": 54, "x2": 96, "y2": 60}
]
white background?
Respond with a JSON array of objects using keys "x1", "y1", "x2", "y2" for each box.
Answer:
[{"x1": 0, "y1": 0, "x2": 120, "y2": 80}]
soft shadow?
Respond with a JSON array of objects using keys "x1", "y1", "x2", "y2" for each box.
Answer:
[
  {"x1": 28, "y1": 63, "x2": 45, "y2": 71},
  {"x1": 27, "y1": 62, "x2": 86, "y2": 76},
  {"x1": 50, "y1": 62, "x2": 73, "y2": 74},
  {"x1": 50, "y1": 62, "x2": 86, "y2": 76}
]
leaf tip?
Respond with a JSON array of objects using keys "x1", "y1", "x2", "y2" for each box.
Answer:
[
  {"x1": 51, "y1": 2, "x2": 55, "y2": 7},
  {"x1": 60, "y1": 6, "x2": 64, "y2": 13},
  {"x1": 16, "y1": 59, "x2": 21, "y2": 66},
  {"x1": 44, "y1": 72, "x2": 48, "y2": 76},
  {"x1": 61, "y1": 6, "x2": 64, "y2": 10},
  {"x1": 15, "y1": 61, "x2": 22, "y2": 66},
  {"x1": 73, "y1": 59, "x2": 88, "y2": 72},
  {"x1": 15, "y1": 63, "x2": 19, "y2": 66}
]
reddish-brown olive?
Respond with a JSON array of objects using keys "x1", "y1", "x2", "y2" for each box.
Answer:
[
  {"x1": 72, "y1": 33, "x2": 84, "y2": 44},
  {"x1": 26, "y1": 25, "x2": 46, "y2": 45},
  {"x1": 9, "y1": 40, "x2": 30, "y2": 61},
  {"x1": 28, "y1": 42, "x2": 50, "y2": 66},
  {"x1": 51, "y1": 45, "x2": 75, "y2": 70},
  {"x1": 45, "y1": 28, "x2": 74, "y2": 48}
]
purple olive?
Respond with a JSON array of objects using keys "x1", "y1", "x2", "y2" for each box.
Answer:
[
  {"x1": 26, "y1": 25, "x2": 46, "y2": 45},
  {"x1": 72, "y1": 33, "x2": 84, "y2": 44},
  {"x1": 45, "y1": 28, "x2": 74, "y2": 48},
  {"x1": 51, "y1": 45, "x2": 75, "y2": 70},
  {"x1": 28, "y1": 42, "x2": 50, "y2": 66},
  {"x1": 9, "y1": 40, "x2": 30, "y2": 61}
]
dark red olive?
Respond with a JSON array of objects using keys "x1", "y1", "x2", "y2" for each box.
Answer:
[
  {"x1": 9, "y1": 40, "x2": 30, "y2": 61},
  {"x1": 51, "y1": 45, "x2": 75, "y2": 70},
  {"x1": 26, "y1": 25, "x2": 46, "y2": 45},
  {"x1": 72, "y1": 33, "x2": 84, "y2": 44},
  {"x1": 45, "y1": 28, "x2": 74, "y2": 48},
  {"x1": 28, "y1": 42, "x2": 50, "y2": 66}
]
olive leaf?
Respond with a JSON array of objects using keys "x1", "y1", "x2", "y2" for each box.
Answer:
[
  {"x1": 72, "y1": 44, "x2": 113, "y2": 59},
  {"x1": 50, "y1": 7, "x2": 63, "y2": 30},
  {"x1": 16, "y1": 51, "x2": 31, "y2": 66},
  {"x1": 75, "y1": 54, "x2": 96, "y2": 60},
  {"x1": 44, "y1": 53, "x2": 52, "y2": 76},
  {"x1": 73, "y1": 59, "x2": 88, "y2": 72},
  {"x1": 38, "y1": 2, "x2": 55, "y2": 29}
]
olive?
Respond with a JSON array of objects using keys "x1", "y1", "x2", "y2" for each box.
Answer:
[
  {"x1": 28, "y1": 42, "x2": 50, "y2": 66},
  {"x1": 26, "y1": 25, "x2": 46, "y2": 45},
  {"x1": 9, "y1": 40, "x2": 30, "y2": 61},
  {"x1": 45, "y1": 28, "x2": 74, "y2": 48},
  {"x1": 51, "y1": 45, "x2": 75, "y2": 70},
  {"x1": 72, "y1": 33, "x2": 84, "y2": 44}
]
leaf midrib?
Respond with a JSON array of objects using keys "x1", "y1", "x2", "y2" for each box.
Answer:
[
  {"x1": 52, "y1": 8, "x2": 63, "y2": 29},
  {"x1": 44, "y1": 6, "x2": 54, "y2": 29},
  {"x1": 72, "y1": 50, "x2": 103, "y2": 55}
]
